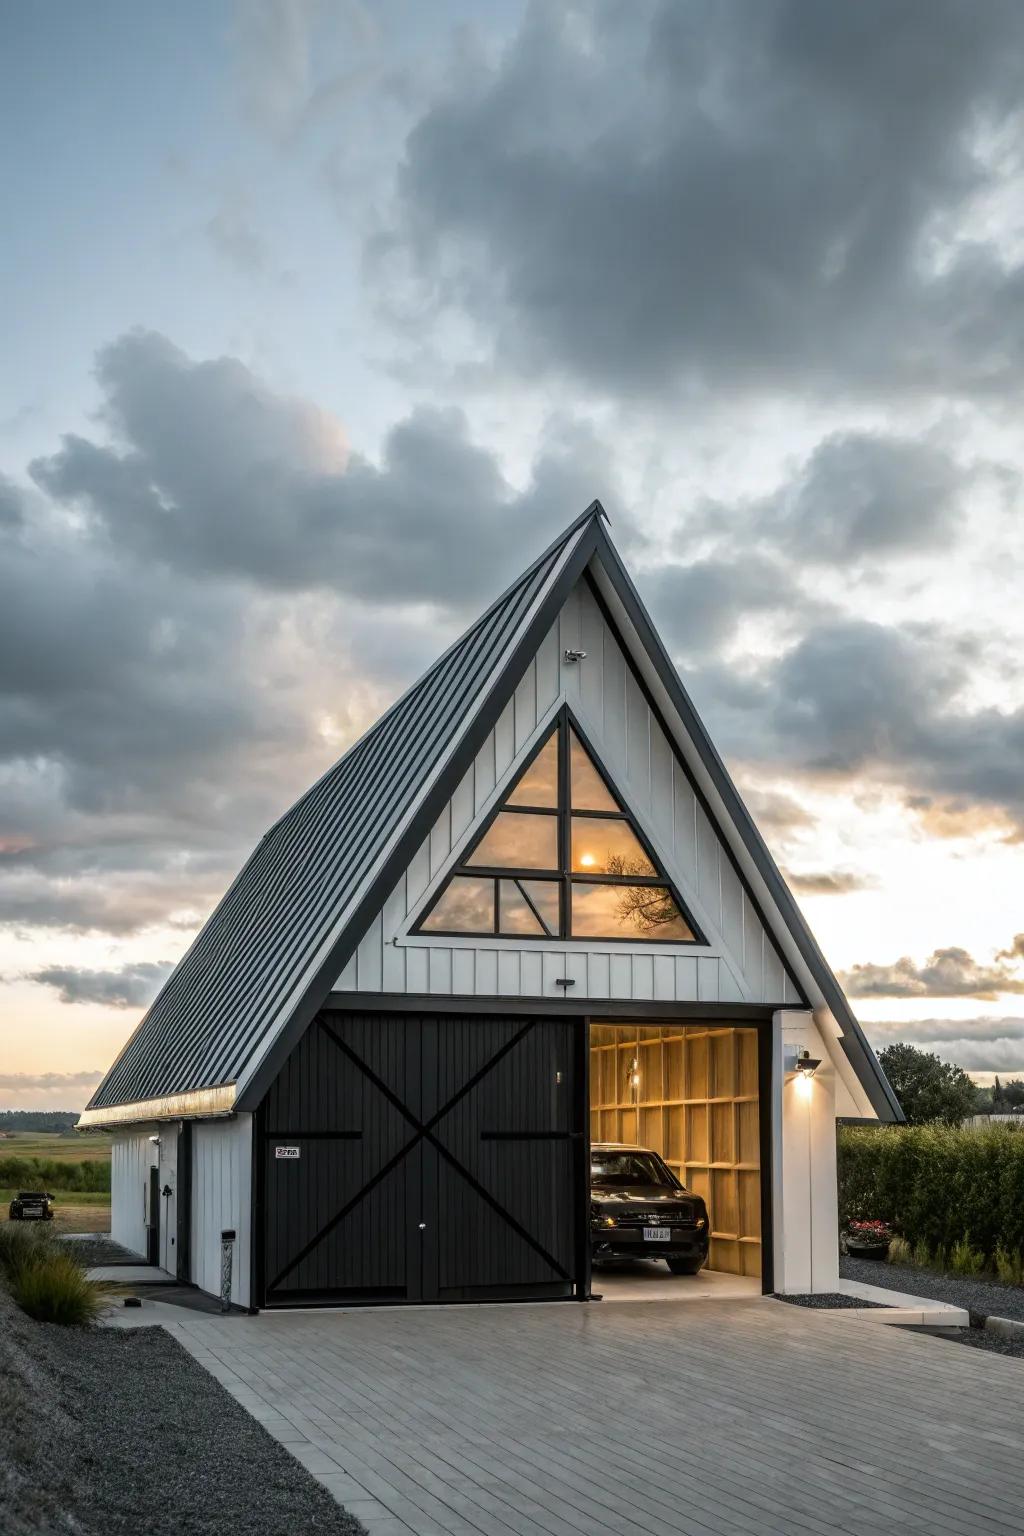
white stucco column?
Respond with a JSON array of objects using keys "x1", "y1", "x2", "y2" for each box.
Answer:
[{"x1": 772, "y1": 1010, "x2": 840, "y2": 1293}]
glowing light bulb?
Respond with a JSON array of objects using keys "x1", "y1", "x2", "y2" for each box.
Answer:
[{"x1": 795, "y1": 1070, "x2": 813, "y2": 1100}]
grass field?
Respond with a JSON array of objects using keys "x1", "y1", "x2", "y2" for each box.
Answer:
[
  {"x1": 0, "y1": 1190, "x2": 111, "y2": 1233},
  {"x1": 0, "y1": 1132, "x2": 114, "y2": 1231},
  {"x1": 0, "y1": 1132, "x2": 111, "y2": 1160}
]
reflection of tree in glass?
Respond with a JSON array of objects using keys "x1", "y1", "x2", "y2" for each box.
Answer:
[{"x1": 607, "y1": 856, "x2": 678, "y2": 933}]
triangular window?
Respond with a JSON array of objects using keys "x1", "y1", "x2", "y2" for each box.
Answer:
[{"x1": 415, "y1": 712, "x2": 702, "y2": 944}]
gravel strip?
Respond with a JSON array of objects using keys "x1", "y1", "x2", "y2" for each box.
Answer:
[
  {"x1": 0, "y1": 1285, "x2": 364, "y2": 1536},
  {"x1": 908, "y1": 1323, "x2": 1024, "y2": 1361},
  {"x1": 774, "y1": 1292, "x2": 887, "y2": 1309},
  {"x1": 57, "y1": 1233, "x2": 141, "y2": 1268},
  {"x1": 841, "y1": 1255, "x2": 1024, "y2": 1323}
]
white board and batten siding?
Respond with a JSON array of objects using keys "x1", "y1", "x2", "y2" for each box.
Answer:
[
  {"x1": 111, "y1": 1126, "x2": 157, "y2": 1258},
  {"x1": 190, "y1": 1115, "x2": 252, "y2": 1309},
  {"x1": 336, "y1": 578, "x2": 802, "y2": 1009}
]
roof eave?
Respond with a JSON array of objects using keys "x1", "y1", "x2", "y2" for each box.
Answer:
[{"x1": 76, "y1": 1083, "x2": 238, "y2": 1130}]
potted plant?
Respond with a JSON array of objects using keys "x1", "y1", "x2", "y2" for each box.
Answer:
[{"x1": 843, "y1": 1219, "x2": 893, "y2": 1260}]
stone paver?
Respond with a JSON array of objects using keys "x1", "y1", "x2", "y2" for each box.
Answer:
[{"x1": 164, "y1": 1298, "x2": 1024, "y2": 1535}]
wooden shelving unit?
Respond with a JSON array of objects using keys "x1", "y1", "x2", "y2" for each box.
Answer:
[{"x1": 589, "y1": 1023, "x2": 761, "y2": 1277}]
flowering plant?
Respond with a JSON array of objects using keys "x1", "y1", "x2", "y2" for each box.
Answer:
[{"x1": 847, "y1": 1219, "x2": 892, "y2": 1237}]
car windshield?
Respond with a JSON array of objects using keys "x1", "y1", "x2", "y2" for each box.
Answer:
[{"x1": 590, "y1": 1151, "x2": 676, "y2": 1188}]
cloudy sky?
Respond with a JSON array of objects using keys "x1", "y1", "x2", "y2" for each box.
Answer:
[{"x1": 4, "y1": 0, "x2": 1024, "y2": 1109}]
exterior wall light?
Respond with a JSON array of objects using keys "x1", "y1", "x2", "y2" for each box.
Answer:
[{"x1": 793, "y1": 1051, "x2": 820, "y2": 1099}]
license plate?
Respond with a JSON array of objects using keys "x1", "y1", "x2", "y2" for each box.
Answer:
[{"x1": 646, "y1": 1227, "x2": 671, "y2": 1241}]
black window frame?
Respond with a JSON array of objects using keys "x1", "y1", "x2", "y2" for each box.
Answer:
[{"x1": 413, "y1": 706, "x2": 706, "y2": 946}]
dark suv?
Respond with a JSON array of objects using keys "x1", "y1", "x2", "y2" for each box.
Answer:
[
  {"x1": 590, "y1": 1143, "x2": 709, "y2": 1274},
  {"x1": 8, "y1": 1191, "x2": 55, "y2": 1222}
]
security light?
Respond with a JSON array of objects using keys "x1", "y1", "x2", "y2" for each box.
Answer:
[{"x1": 793, "y1": 1051, "x2": 820, "y2": 1099}]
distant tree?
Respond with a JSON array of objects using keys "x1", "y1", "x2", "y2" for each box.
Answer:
[
  {"x1": 877, "y1": 1043, "x2": 979, "y2": 1126},
  {"x1": 1001, "y1": 1078, "x2": 1024, "y2": 1109},
  {"x1": 0, "y1": 1110, "x2": 80, "y2": 1133},
  {"x1": 992, "y1": 1075, "x2": 1005, "y2": 1110}
]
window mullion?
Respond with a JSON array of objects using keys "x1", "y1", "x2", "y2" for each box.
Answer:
[{"x1": 558, "y1": 714, "x2": 571, "y2": 939}]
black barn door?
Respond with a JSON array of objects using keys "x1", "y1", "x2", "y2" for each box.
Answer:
[{"x1": 260, "y1": 1011, "x2": 583, "y2": 1305}]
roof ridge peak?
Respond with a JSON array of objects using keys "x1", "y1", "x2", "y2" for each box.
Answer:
[{"x1": 261, "y1": 501, "x2": 607, "y2": 840}]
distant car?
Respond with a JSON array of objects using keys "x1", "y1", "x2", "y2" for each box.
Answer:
[
  {"x1": 590, "y1": 1143, "x2": 709, "y2": 1274},
  {"x1": 8, "y1": 1191, "x2": 55, "y2": 1221}
]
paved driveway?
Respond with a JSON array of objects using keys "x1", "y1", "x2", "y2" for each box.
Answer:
[{"x1": 165, "y1": 1299, "x2": 1024, "y2": 1536}]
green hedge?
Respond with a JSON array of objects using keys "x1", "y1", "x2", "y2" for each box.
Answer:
[
  {"x1": 0, "y1": 1157, "x2": 111, "y2": 1193},
  {"x1": 838, "y1": 1123, "x2": 1024, "y2": 1259}
]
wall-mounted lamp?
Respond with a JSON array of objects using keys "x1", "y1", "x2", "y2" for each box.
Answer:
[
  {"x1": 148, "y1": 1134, "x2": 161, "y2": 1145},
  {"x1": 793, "y1": 1050, "x2": 820, "y2": 1098},
  {"x1": 563, "y1": 648, "x2": 587, "y2": 663}
]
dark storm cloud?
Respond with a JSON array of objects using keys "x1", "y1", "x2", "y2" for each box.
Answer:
[
  {"x1": 29, "y1": 961, "x2": 175, "y2": 1009},
  {"x1": 4, "y1": 329, "x2": 613, "y2": 938},
  {"x1": 744, "y1": 433, "x2": 968, "y2": 562},
  {"x1": 675, "y1": 613, "x2": 1024, "y2": 834},
  {"x1": 639, "y1": 553, "x2": 820, "y2": 657},
  {"x1": 388, "y1": 0, "x2": 1024, "y2": 401},
  {"x1": 0, "y1": 475, "x2": 24, "y2": 528},
  {"x1": 861, "y1": 1019, "x2": 1024, "y2": 1073},
  {"x1": 31, "y1": 331, "x2": 604, "y2": 609},
  {"x1": 840, "y1": 943, "x2": 1024, "y2": 1000},
  {"x1": 865, "y1": 1017, "x2": 1024, "y2": 1045}
]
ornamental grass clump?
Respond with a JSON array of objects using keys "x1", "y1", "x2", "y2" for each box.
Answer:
[
  {"x1": 0, "y1": 1223, "x2": 104, "y2": 1324},
  {"x1": 948, "y1": 1237, "x2": 985, "y2": 1276},
  {"x1": 886, "y1": 1235, "x2": 912, "y2": 1266},
  {"x1": 994, "y1": 1245, "x2": 1024, "y2": 1286},
  {"x1": 0, "y1": 1220, "x2": 59, "y2": 1280},
  {"x1": 9, "y1": 1249, "x2": 104, "y2": 1326}
]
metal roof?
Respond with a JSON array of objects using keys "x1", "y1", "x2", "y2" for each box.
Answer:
[
  {"x1": 86, "y1": 506, "x2": 599, "y2": 1113},
  {"x1": 83, "y1": 501, "x2": 900, "y2": 1124}
]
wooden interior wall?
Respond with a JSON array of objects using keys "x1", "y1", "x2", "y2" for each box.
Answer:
[{"x1": 589, "y1": 1023, "x2": 761, "y2": 1277}]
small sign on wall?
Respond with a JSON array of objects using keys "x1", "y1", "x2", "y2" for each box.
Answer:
[{"x1": 274, "y1": 1145, "x2": 301, "y2": 1159}]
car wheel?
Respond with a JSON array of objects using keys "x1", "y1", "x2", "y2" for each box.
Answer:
[
  {"x1": 9, "y1": 1209, "x2": 22, "y2": 1221},
  {"x1": 666, "y1": 1256, "x2": 704, "y2": 1275}
]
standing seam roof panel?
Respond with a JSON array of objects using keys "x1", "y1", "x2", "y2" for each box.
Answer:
[{"x1": 88, "y1": 531, "x2": 575, "y2": 1109}]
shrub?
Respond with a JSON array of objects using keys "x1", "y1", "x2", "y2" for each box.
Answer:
[
  {"x1": 0, "y1": 1155, "x2": 110, "y2": 1192},
  {"x1": 838, "y1": 1123, "x2": 1024, "y2": 1271},
  {"x1": 10, "y1": 1250, "x2": 104, "y2": 1325}
]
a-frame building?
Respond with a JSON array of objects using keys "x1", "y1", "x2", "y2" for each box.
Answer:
[{"x1": 81, "y1": 503, "x2": 900, "y2": 1307}]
